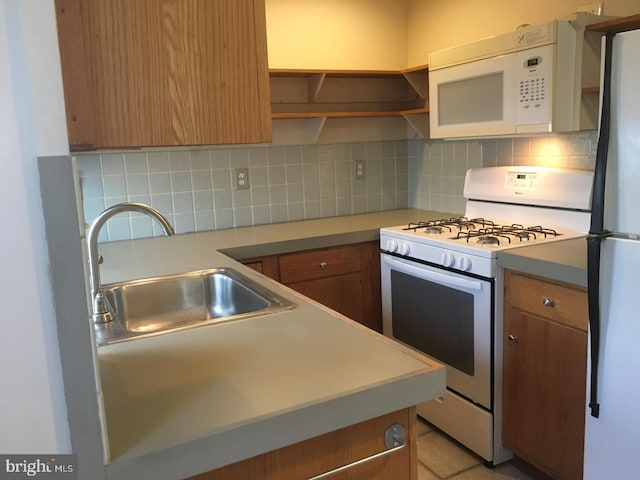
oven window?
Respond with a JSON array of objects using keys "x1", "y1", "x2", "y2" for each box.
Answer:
[{"x1": 391, "y1": 270, "x2": 475, "y2": 375}]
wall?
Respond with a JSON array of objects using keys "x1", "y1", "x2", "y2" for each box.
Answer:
[
  {"x1": 408, "y1": 132, "x2": 599, "y2": 214},
  {"x1": 267, "y1": 0, "x2": 640, "y2": 69},
  {"x1": 77, "y1": 141, "x2": 409, "y2": 242},
  {"x1": 265, "y1": 0, "x2": 408, "y2": 69},
  {"x1": 0, "y1": 0, "x2": 70, "y2": 453},
  {"x1": 408, "y1": 0, "x2": 640, "y2": 65}
]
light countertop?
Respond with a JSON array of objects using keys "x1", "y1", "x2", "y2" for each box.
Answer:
[
  {"x1": 96, "y1": 209, "x2": 448, "y2": 479},
  {"x1": 95, "y1": 209, "x2": 590, "y2": 478},
  {"x1": 98, "y1": 208, "x2": 438, "y2": 284},
  {"x1": 497, "y1": 237, "x2": 588, "y2": 288}
]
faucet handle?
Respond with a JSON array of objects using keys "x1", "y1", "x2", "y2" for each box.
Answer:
[
  {"x1": 98, "y1": 255, "x2": 103, "y2": 265},
  {"x1": 91, "y1": 291, "x2": 113, "y2": 324}
]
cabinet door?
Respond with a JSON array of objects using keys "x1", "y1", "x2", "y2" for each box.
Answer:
[
  {"x1": 55, "y1": 0, "x2": 271, "y2": 150},
  {"x1": 287, "y1": 272, "x2": 364, "y2": 323},
  {"x1": 503, "y1": 308, "x2": 587, "y2": 480},
  {"x1": 240, "y1": 242, "x2": 382, "y2": 331},
  {"x1": 278, "y1": 245, "x2": 367, "y2": 327},
  {"x1": 242, "y1": 255, "x2": 279, "y2": 280},
  {"x1": 188, "y1": 407, "x2": 416, "y2": 480}
]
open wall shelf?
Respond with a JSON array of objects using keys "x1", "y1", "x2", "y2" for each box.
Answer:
[
  {"x1": 266, "y1": 10, "x2": 640, "y2": 145},
  {"x1": 585, "y1": 13, "x2": 640, "y2": 34},
  {"x1": 579, "y1": 14, "x2": 640, "y2": 103},
  {"x1": 269, "y1": 66, "x2": 429, "y2": 143}
]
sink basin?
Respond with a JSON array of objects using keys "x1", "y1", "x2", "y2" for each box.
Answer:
[{"x1": 95, "y1": 268, "x2": 295, "y2": 345}]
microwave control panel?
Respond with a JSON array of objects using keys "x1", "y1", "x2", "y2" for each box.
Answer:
[{"x1": 515, "y1": 44, "x2": 553, "y2": 124}]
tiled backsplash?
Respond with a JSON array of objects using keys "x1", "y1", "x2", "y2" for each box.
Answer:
[
  {"x1": 77, "y1": 141, "x2": 410, "y2": 242},
  {"x1": 408, "y1": 139, "x2": 483, "y2": 215},
  {"x1": 408, "y1": 132, "x2": 599, "y2": 214},
  {"x1": 77, "y1": 133, "x2": 598, "y2": 242}
]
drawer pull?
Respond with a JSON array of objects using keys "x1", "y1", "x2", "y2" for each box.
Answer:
[
  {"x1": 508, "y1": 334, "x2": 518, "y2": 344},
  {"x1": 308, "y1": 424, "x2": 406, "y2": 479},
  {"x1": 319, "y1": 262, "x2": 328, "y2": 269},
  {"x1": 542, "y1": 297, "x2": 555, "y2": 307}
]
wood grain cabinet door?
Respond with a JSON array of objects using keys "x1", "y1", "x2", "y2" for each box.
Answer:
[
  {"x1": 503, "y1": 307, "x2": 587, "y2": 480},
  {"x1": 188, "y1": 408, "x2": 416, "y2": 480},
  {"x1": 278, "y1": 243, "x2": 382, "y2": 332},
  {"x1": 55, "y1": 0, "x2": 271, "y2": 150}
]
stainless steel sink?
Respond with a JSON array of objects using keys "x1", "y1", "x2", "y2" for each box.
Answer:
[{"x1": 95, "y1": 268, "x2": 295, "y2": 346}]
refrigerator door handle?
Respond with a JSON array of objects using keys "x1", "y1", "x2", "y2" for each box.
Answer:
[
  {"x1": 587, "y1": 31, "x2": 617, "y2": 419},
  {"x1": 587, "y1": 234, "x2": 605, "y2": 419}
]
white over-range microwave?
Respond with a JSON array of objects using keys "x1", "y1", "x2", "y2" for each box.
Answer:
[{"x1": 428, "y1": 18, "x2": 597, "y2": 139}]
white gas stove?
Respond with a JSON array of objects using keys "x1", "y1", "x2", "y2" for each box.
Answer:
[
  {"x1": 380, "y1": 166, "x2": 593, "y2": 465},
  {"x1": 381, "y1": 166, "x2": 594, "y2": 277}
]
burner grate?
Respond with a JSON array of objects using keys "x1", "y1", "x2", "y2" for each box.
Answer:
[{"x1": 404, "y1": 218, "x2": 561, "y2": 246}]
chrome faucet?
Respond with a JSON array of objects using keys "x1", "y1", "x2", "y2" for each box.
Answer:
[{"x1": 87, "y1": 202, "x2": 174, "y2": 324}]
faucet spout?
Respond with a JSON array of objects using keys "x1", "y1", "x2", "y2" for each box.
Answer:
[{"x1": 87, "y1": 202, "x2": 174, "y2": 324}]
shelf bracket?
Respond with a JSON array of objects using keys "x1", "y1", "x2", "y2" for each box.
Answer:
[
  {"x1": 402, "y1": 70, "x2": 429, "y2": 100},
  {"x1": 306, "y1": 116, "x2": 327, "y2": 143},
  {"x1": 403, "y1": 112, "x2": 429, "y2": 138},
  {"x1": 308, "y1": 73, "x2": 327, "y2": 102}
]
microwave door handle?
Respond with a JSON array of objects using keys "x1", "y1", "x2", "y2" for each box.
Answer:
[{"x1": 383, "y1": 256, "x2": 483, "y2": 292}]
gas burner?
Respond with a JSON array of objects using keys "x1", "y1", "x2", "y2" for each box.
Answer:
[
  {"x1": 426, "y1": 226, "x2": 445, "y2": 234},
  {"x1": 456, "y1": 228, "x2": 514, "y2": 245},
  {"x1": 477, "y1": 236, "x2": 500, "y2": 246},
  {"x1": 419, "y1": 217, "x2": 484, "y2": 232}
]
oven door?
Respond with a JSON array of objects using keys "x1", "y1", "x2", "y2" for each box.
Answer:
[{"x1": 381, "y1": 253, "x2": 492, "y2": 409}]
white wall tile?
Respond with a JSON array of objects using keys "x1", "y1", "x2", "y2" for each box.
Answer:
[
  {"x1": 81, "y1": 141, "x2": 409, "y2": 242},
  {"x1": 124, "y1": 152, "x2": 148, "y2": 174}
]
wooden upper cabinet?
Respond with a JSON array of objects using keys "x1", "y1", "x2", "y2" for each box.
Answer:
[{"x1": 54, "y1": 0, "x2": 271, "y2": 150}]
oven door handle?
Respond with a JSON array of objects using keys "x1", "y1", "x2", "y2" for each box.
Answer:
[{"x1": 382, "y1": 255, "x2": 484, "y2": 292}]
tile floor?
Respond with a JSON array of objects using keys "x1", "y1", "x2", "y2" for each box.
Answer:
[{"x1": 416, "y1": 417, "x2": 551, "y2": 480}]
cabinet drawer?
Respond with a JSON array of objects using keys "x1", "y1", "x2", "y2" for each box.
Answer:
[
  {"x1": 188, "y1": 407, "x2": 415, "y2": 480},
  {"x1": 505, "y1": 271, "x2": 588, "y2": 331},
  {"x1": 279, "y1": 245, "x2": 362, "y2": 283}
]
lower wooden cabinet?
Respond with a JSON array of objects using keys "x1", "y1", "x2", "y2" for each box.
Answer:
[
  {"x1": 187, "y1": 407, "x2": 417, "y2": 480},
  {"x1": 242, "y1": 255, "x2": 280, "y2": 280},
  {"x1": 241, "y1": 242, "x2": 382, "y2": 332},
  {"x1": 503, "y1": 271, "x2": 588, "y2": 480}
]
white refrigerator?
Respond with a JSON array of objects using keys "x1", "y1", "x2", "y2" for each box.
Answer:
[{"x1": 584, "y1": 28, "x2": 640, "y2": 479}]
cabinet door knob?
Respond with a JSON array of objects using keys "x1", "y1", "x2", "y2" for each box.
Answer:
[
  {"x1": 320, "y1": 262, "x2": 328, "y2": 269},
  {"x1": 508, "y1": 334, "x2": 518, "y2": 344},
  {"x1": 542, "y1": 297, "x2": 555, "y2": 307}
]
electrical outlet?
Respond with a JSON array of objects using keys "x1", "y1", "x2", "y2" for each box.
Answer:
[
  {"x1": 576, "y1": 2, "x2": 603, "y2": 15},
  {"x1": 235, "y1": 168, "x2": 249, "y2": 190},
  {"x1": 354, "y1": 160, "x2": 366, "y2": 180}
]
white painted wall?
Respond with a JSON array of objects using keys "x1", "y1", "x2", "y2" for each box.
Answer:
[
  {"x1": 408, "y1": 0, "x2": 640, "y2": 66},
  {"x1": 0, "y1": 0, "x2": 70, "y2": 453},
  {"x1": 265, "y1": 0, "x2": 408, "y2": 70}
]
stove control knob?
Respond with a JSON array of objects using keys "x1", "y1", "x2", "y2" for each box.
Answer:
[
  {"x1": 459, "y1": 256, "x2": 472, "y2": 272},
  {"x1": 441, "y1": 252, "x2": 455, "y2": 268},
  {"x1": 385, "y1": 239, "x2": 399, "y2": 253},
  {"x1": 398, "y1": 242, "x2": 410, "y2": 256}
]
